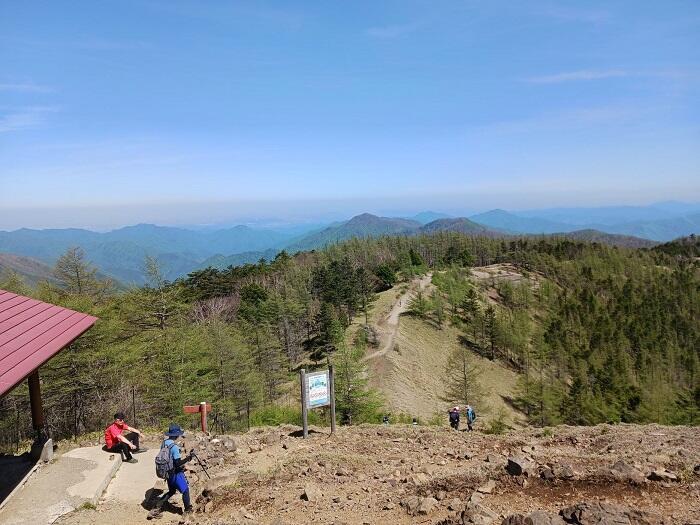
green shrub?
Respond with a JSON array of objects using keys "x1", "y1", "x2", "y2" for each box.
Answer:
[
  {"x1": 483, "y1": 409, "x2": 509, "y2": 435},
  {"x1": 249, "y1": 405, "x2": 323, "y2": 427}
]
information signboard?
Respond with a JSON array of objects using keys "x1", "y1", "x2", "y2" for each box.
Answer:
[
  {"x1": 306, "y1": 370, "x2": 330, "y2": 408},
  {"x1": 299, "y1": 367, "x2": 336, "y2": 438}
]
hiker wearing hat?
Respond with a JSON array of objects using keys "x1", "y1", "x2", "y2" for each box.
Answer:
[
  {"x1": 104, "y1": 411, "x2": 145, "y2": 463},
  {"x1": 449, "y1": 406, "x2": 460, "y2": 430},
  {"x1": 156, "y1": 423, "x2": 194, "y2": 513},
  {"x1": 465, "y1": 405, "x2": 477, "y2": 431}
]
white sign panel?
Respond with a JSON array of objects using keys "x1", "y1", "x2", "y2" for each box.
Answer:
[{"x1": 306, "y1": 370, "x2": 330, "y2": 408}]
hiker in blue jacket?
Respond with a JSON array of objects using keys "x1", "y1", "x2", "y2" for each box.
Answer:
[
  {"x1": 157, "y1": 423, "x2": 194, "y2": 514},
  {"x1": 465, "y1": 405, "x2": 476, "y2": 432}
]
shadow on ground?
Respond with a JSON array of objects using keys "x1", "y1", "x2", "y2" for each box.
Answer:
[{"x1": 0, "y1": 453, "x2": 37, "y2": 506}]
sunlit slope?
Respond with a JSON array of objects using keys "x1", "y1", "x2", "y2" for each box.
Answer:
[{"x1": 362, "y1": 280, "x2": 523, "y2": 425}]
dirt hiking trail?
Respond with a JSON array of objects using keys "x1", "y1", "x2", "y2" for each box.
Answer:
[{"x1": 364, "y1": 272, "x2": 433, "y2": 362}]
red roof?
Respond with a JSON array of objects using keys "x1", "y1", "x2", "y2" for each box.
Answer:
[{"x1": 0, "y1": 290, "x2": 98, "y2": 397}]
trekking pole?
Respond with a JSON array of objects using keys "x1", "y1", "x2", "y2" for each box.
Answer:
[{"x1": 190, "y1": 451, "x2": 211, "y2": 479}]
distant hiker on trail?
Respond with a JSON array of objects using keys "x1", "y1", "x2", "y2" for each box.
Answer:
[
  {"x1": 155, "y1": 423, "x2": 194, "y2": 514},
  {"x1": 104, "y1": 411, "x2": 145, "y2": 463},
  {"x1": 449, "y1": 406, "x2": 460, "y2": 430},
  {"x1": 465, "y1": 405, "x2": 476, "y2": 431}
]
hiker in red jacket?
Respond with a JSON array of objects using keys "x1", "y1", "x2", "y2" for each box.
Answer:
[{"x1": 104, "y1": 412, "x2": 145, "y2": 463}]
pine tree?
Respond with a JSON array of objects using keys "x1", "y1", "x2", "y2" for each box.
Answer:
[
  {"x1": 333, "y1": 337, "x2": 382, "y2": 425},
  {"x1": 53, "y1": 246, "x2": 111, "y2": 300},
  {"x1": 442, "y1": 344, "x2": 484, "y2": 409},
  {"x1": 484, "y1": 305, "x2": 497, "y2": 360},
  {"x1": 408, "y1": 289, "x2": 430, "y2": 318}
]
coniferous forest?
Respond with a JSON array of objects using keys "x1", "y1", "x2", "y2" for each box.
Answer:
[{"x1": 1, "y1": 233, "x2": 698, "y2": 450}]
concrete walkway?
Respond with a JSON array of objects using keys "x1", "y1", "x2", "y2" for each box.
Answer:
[
  {"x1": 0, "y1": 447, "x2": 121, "y2": 525},
  {"x1": 103, "y1": 448, "x2": 159, "y2": 504}
]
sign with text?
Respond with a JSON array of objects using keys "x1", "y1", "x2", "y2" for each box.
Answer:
[{"x1": 305, "y1": 370, "x2": 330, "y2": 408}]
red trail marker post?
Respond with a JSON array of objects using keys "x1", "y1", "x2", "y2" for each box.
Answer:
[{"x1": 183, "y1": 402, "x2": 212, "y2": 433}]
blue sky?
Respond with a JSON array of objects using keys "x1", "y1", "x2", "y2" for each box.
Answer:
[{"x1": 1, "y1": 1, "x2": 699, "y2": 229}]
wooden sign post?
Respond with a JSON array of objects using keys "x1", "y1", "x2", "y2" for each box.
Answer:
[
  {"x1": 183, "y1": 402, "x2": 212, "y2": 433},
  {"x1": 300, "y1": 367, "x2": 336, "y2": 439}
]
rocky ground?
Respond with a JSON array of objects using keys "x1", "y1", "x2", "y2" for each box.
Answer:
[{"x1": 118, "y1": 423, "x2": 700, "y2": 525}]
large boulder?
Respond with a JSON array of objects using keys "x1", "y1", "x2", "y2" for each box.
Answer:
[
  {"x1": 560, "y1": 501, "x2": 668, "y2": 525},
  {"x1": 502, "y1": 502, "x2": 669, "y2": 525},
  {"x1": 601, "y1": 460, "x2": 646, "y2": 485},
  {"x1": 502, "y1": 511, "x2": 566, "y2": 525},
  {"x1": 507, "y1": 456, "x2": 537, "y2": 476},
  {"x1": 647, "y1": 469, "x2": 678, "y2": 482}
]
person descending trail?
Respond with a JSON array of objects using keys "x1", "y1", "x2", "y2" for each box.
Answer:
[
  {"x1": 448, "y1": 406, "x2": 460, "y2": 430},
  {"x1": 465, "y1": 405, "x2": 477, "y2": 431},
  {"x1": 155, "y1": 423, "x2": 194, "y2": 514}
]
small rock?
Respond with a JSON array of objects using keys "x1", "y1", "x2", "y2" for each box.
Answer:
[
  {"x1": 477, "y1": 479, "x2": 496, "y2": 494},
  {"x1": 647, "y1": 469, "x2": 678, "y2": 482},
  {"x1": 469, "y1": 491, "x2": 484, "y2": 504},
  {"x1": 383, "y1": 502, "x2": 396, "y2": 510},
  {"x1": 462, "y1": 502, "x2": 498, "y2": 525},
  {"x1": 402, "y1": 495, "x2": 421, "y2": 515},
  {"x1": 302, "y1": 484, "x2": 321, "y2": 502},
  {"x1": 436, "y1": 490, "x2": 447, "y2": 500},
  {"x1": 540, "y1": 466, "x2": 555, "y2": 481},
  {"x1": 448, "y1": 498, "x2": 462, "y2": 511},
  {"x1": 417, "y1": 497, "x2": 438, "y2": 515},
  {"x1": 552, "y1": 464, "x2": 575, "y2": 480}
]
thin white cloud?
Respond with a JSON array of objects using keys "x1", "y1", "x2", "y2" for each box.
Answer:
[
  {"x1": 0, "y1": 106, "x2": 59, "y2": 133},
  {"x1": 0, "y1": 82, "x2": 54, "y2": 93},
  {"x1": 522, "y1": 69, "x2": 696, "y2": 85},
  {"x1": 366, "y1": 23, "x2": 418, "y2": 39},
  {"x1": 477, "y1": 105, "x2": 641, "y2": 135},
  {"x1": 523, "y1": 70, "x2": 629, "y2": 84}
]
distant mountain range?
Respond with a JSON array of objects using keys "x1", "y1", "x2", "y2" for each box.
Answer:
[
  {"x1": 1, "y1": 202, "x2": 697, "y2": 285},
  {"x1": 469, "y1": 206, "x2": 700, "y2": 241},
  {"x1": 0, "y1": 223, "x2": 295, "y2": 284}
]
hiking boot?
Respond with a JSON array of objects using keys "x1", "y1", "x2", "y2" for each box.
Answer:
[
  {"x1": 125, "y1": 458, "x2": 139, "y2": 464},
  {"x1": 184, "y1": 506, "x2": 194, "y2": 514},
  {"x1": 133, "y1": 447, "x2": 149, "y2": 454}
]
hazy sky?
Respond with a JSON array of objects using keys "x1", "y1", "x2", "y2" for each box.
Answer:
[{"x1": 1, "y1": 1, "x2": 699, "y2": 229}]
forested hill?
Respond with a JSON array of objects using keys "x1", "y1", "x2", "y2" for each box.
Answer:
[
  {"x1": 286, "y1": 213, "x2": 421, "y2": 251},
  {"x1": 547, "y1": 229, "x2": 657, "y2": 249},
  {"x1": 1, "y1": 231, "x2": 697, "y2": 449},
  {"x1": 650, "y1": 234, "x2": 699, "y2": 257}
]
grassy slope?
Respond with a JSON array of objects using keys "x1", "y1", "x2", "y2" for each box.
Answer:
[{"x1": 357, "y1": 279, "x2": 523, "y2": 427}]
